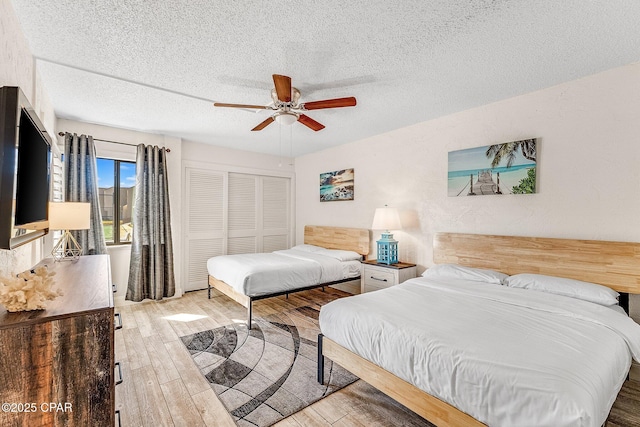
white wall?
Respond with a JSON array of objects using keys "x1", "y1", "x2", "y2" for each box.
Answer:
[
  {"x1": 297, "y1": 62, "x2": 640, "y2": 378},
  {"x1": 0, "y1": 0, "x2": 56, "y2": 277},
  {"x1": 295, "y1": 61, "x2": 640, "y2": 272},
  {"x1": 182, "y1": 139, "x2": 294, "y2": 173}
]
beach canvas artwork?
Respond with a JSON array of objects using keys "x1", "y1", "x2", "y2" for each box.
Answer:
[
  {"x1": 448, "y1": 139, "x2": 537, "y2": 197},
  {"x1": 320, "y1": 168, "x2": 354, "y2": 202}
]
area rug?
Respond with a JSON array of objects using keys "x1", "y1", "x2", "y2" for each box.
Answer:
[{"x1": 180, "y1": 306, "x2": 358, "y2": 427}]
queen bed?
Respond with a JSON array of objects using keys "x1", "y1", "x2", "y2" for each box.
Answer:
[
  {"x1": 207, "y1": 225, "x2": 369, "y2": 327},
  {"x1": 318, "y1": 232, "x2": 640, "y2": 427}
]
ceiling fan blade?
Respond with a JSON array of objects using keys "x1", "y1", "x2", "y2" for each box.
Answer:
[
  {"x1": 273, "y1": 74, "x2": 292, "y2": 102},
  {"x1": 298, "y1": 114, "x2": 325, "y2": 131},
  {"x1": 302, "y1": 97, "x2": 357, "y2": 110},
  {"x1": 251, "y1": 117, "x2": 275, "y2": 131},
  {"x1": 214, "y1": 102, "x2": 270, "y2": 109}
]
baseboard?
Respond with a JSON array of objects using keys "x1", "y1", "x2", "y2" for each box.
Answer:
[{"x1": 114, "y1": 286, "x2": 183, "y2": 307}]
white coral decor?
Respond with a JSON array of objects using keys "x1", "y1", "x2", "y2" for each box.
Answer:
[{"x1": 0, "y1": 266, "x2": 63, "y2": 312}]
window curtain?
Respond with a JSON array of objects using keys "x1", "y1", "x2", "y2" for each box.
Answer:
[
  {"x1": 126, "y1": 144, "x2": 175, "y2": 301},
  {"x1": 64, "y1": 133, "x2": 108, "y2": 255}
]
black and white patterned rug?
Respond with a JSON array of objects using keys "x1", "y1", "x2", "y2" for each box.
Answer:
[{"x1": 180, "y1": 306, "x2": 358, "y2": 427}]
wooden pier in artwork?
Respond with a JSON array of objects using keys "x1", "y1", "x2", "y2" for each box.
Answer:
[{"x1": 468, "y1": 170, "x2": 503, "y2": 195}]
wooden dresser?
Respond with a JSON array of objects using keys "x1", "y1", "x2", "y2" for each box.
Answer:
[{"x1": 0, "y1": 255, "x2": 114, "y2": 427}]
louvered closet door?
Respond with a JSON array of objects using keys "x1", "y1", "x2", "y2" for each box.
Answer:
[
  {"x1": 262, "y1": 176, "x2": 290, "y2": 252},
  {"x1": 228, "y1": 173, "x2": 258, "y2": 254},
  {"x1": 184, "y1": 168, "x2": 225, "y2": 291},
  {"x1": 227, "y1": 174, "x2": 291, "y2": 254}
]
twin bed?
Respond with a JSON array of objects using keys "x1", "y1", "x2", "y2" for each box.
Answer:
[{"x1": 207, "y1": 227, "x2": 640, "y2": 426}]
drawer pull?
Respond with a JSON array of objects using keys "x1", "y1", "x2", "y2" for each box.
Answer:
[
  {"x1": 115, "y1": 409, "x2": 122, "y2": 427},
  {"x1": 370, "y1": 276, "x2": 388, "y2": 282},
  {"x1": 114, "y1": 312, "x2": 123, "y2": 330},
  {"x1": 115, "y1": 361, "x2": 124, "y2": 385}
]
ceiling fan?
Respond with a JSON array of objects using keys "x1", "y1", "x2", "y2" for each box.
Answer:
[{"x1": 213, "y1": 74, "x2": 357, "y2": 131}]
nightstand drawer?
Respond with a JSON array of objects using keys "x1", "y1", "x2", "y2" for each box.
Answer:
[
  {"x1": 360, "y1": 260, "x2": 417, "y2": 293},
  {"x1": 363, "y1": 267, "x2": 395, "y2": 287}
]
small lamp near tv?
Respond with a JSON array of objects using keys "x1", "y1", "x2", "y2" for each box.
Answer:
[
  {"x1": 371, "y1": 205, "x2": 401, "y2": 265},
  {"x1": 49, "y1": 202, "x2": 91, "y2": 261}
]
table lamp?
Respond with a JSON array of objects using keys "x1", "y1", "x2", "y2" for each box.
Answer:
[
  {"x1": 49, "y1": 202, "x2": 91, "y2": 261},
  {"x1": 371, "y1": 205, "x2": 401, "y2": 264}
]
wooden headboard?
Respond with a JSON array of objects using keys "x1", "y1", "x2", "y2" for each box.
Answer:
[
  {"x1": 304, "y1": 225, "x2": 370, "y2": 256},
  {"x1": 434, "y1": 232, "x2": 640, "y2": 294}
]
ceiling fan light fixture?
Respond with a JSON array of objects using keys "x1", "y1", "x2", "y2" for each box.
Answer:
[
  {"x1": 274, "y1": 112, "x2": 298, "y2": 126},
  {"x1": 215, "y1": 75, "x2": 356, "y2": 131}
]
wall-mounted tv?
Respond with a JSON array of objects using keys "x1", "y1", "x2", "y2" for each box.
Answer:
[{"x1": 0, "y1": 86, "x2": 52, "y2": 249}]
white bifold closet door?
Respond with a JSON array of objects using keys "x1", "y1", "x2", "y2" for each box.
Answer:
[{"x1": 184, "y1": 168, "x2": 291, "y2": 292}]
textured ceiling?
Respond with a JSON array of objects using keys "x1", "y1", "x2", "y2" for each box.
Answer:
[{"x1": 9, "y1": 0, "x2": 640, "y2": 157}]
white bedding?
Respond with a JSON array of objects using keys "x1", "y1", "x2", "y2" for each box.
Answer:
[
  {"x1": 207, "y1": 248, "x2": 360, "y2": 297},
  {"x1": 319, "y1": 276, "x2": 640, "y2": 427}
]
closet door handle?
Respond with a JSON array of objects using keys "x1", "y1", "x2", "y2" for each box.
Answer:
[
  {"x1": 115, "y1": 361, "x2": 124, "y2": 385},
  {"x1": 114, "y1": 312, "x2": 123, "y2": 330},
  {"x1": 115, "y1": 409, "x2": 122, "y2": 427}
]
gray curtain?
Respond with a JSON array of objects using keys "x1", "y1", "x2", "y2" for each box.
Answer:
[
  {"x1": 64, "y1": 133, "x2": 108, "y2": 255},
  {"x1": 126, "y1": 144, "x2": 175, "y2": 301}
]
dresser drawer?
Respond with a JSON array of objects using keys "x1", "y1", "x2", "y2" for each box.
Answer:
[{"x1": 363, "y1": 267, "x2": 395, "y2": 288}]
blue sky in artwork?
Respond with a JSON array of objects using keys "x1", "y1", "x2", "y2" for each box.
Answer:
[{"x1": 448, "y1": 144, "x2": 533, "y2": 172}]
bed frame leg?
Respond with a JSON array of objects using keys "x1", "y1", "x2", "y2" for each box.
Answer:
[
  {"x1": 620, "y1": 292, "x2": 630, "y2": 315},
  {"x1": 247, "y1": 301, "x2": 253, "y2": 330},
  {"x1": 317, "y1": 334, "x2": 325, "y2": 384},
  {"x1": 208, "y1": 282, "x2": 211, "y2": 299}
]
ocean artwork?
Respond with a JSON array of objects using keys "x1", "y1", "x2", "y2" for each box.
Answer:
[
  {"x1": 320, "y1": 168, "x2": 354, "y2": 202},
  {"x1": 448, "y1": 139, "x2": 537, "y2": 197}
]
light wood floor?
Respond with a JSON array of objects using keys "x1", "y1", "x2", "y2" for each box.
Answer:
[{"x1": 114, "y1": 288, "x2": 640, "y2": 427}]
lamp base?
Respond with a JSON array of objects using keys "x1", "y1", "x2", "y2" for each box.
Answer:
[
  {"x1": 376, "y1": 231, "x2": 398, "y2": 265},
  {"x1": 52, "y1": 230, "x2": 83, "y2": 262}
]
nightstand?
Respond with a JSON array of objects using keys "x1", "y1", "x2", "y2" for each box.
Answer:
[{"x1": 361, "y1": 259, "x2": 417, "y2": 293}]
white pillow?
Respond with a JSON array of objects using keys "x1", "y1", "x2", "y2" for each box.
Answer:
[
  {"x1": 291, "y1": 244, "x2": 324, "y2": 253},
  {"x1": 503, "y1": 273, "x2": 619, "y2": 306},
  {"x1": 317, "y1": 248, "x2": 362, "y2": 261},
  {"x1": 422, "y1": 264, "x2": 507, "y2": 284}
]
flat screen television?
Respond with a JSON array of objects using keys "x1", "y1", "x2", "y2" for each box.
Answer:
[{"x1": 0, "y1": 86, "x2": 52, "y2": 249}]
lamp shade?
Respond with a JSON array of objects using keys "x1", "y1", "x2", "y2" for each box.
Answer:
[
  {"x1": 49, "y1": 202, "x2": 91, "y2": 230},
  {"x1": 274, "y1": 112, "x2": 298, "y2": 126},
  {"x1": 371, "y1": 207, "x2": 401, "y2": 231}
]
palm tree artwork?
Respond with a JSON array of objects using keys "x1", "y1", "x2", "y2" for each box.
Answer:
[
  {"x1": 447, "y1": 139, "x2": 537, "y2": 196},
  {"x1": 485, "y1": 139, "x2": 536, "y2": 168}
]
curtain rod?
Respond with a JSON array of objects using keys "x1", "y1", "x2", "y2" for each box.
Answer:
[{"x1": 57, "y1": 131, "x2": 171, "y2": 152}]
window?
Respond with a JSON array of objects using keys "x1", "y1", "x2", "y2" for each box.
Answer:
[{"x1": 97, "y1": 158, "x2": 136, "y2": 244}]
